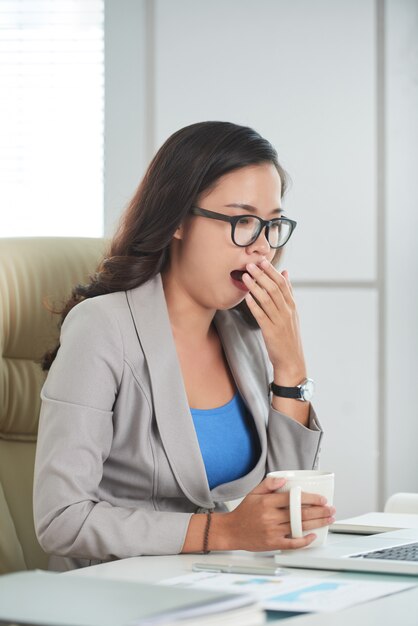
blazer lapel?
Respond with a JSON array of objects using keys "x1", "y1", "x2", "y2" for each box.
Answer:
[
  {"x1": 212, "y1": 310, "x2": 270, "y2": 499},
  {"x1": 126, "y1": 275, "x2": 214, "y2": 509},
  {"x1": 215, "y1": 310, "x2": 271, "y2": 433}
]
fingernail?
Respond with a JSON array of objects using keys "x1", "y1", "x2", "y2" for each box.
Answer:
[
  {"x1": 260, "y1": 258, "x2": 269, "y2": 268},
  {"x1": 272, "y1": 477, "x2": 285, "y2": 487}
]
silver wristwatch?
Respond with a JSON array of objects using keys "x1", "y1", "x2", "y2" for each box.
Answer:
[{"x1": 270, "y1": 378, "x2": 315, "y2": 402}]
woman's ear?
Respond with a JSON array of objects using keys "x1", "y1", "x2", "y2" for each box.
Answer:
[{"x1": 172, "y1": 224, "x2": 184, "y2": 241}]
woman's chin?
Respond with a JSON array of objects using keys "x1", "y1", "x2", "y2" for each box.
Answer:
[
  {"x1": 196, "y1": 280, "x2": 248, "y2": 311},
  {"x1": 216, "y1": 292, "x2": 247, "y2": 311}
]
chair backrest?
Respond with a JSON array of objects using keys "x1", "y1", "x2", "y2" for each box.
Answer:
[
  {"x1": 0, "y1": 237, "x2": 106, "y2": 573},
  {"x1": 384, "y1": 493, "x2": 418, "y2": 514}
]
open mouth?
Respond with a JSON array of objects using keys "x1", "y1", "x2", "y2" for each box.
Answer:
[
  {"x1": 230, "y1": 269, "x2": 248, "y2": 292},
  {"x1": 230, "y1": 270, "x2": 245, "y2": 283}
]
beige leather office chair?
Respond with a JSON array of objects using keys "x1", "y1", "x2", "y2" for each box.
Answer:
[{"x1": 0, "y1": 237, "x2": 105, "y2": 574}]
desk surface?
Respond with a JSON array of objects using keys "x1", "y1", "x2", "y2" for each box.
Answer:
[{"x1": 69, "y1": 536, "x2": 418, "y2": 625}]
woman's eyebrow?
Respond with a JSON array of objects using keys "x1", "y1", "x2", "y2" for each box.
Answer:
[{"x1": 224, "y1": 203, "x2": 283, "y2": 215}]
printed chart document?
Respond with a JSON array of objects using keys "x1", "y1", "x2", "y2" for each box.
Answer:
[
  {"x1": 0, "y1": 570, "x2": 264, "y2": 626},
  {"x1": 160, "y1": 571, "x2": 415, "y2": 614}
]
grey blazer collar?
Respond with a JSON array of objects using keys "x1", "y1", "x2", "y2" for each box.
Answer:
[{"x1": 126, "y1": 274, "x2": 268, "y2": 508}]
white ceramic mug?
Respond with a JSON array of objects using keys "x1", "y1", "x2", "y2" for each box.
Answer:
[{"x1": 267, "y1": 470, "x2": 335, "y2": 547}]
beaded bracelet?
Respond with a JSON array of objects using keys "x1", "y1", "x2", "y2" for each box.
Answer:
[{"x1": 203, "y1": 510, "x2": 212, "y2": 554}]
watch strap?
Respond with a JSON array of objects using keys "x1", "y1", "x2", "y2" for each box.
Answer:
[{"x1": 270, "y1": 381, "x2": 303, "y2": 399}]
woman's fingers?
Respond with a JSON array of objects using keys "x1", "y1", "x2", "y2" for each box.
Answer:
[
  {"x1": 280, "y1": 268, "x2": 294, "y2": 295},
  {"x1": 302, "y1": 515, "x2": 335, "y2": 532},
  {"x1": 267, "y1": 491, "x2": 328, "y2": 509},
  {"x1": 261, "y1": 495, "x2": 334, "y2": 528},
  {"x1": 275, "y1": 513, "x2": 334, "y2": 542},
  {"x1": 279, "y1": 534, "x2": 318, "y2": 549},
  {"x1": 241, "y1": 259, "x2": 306, "y2": 374},
  {"x1": 282, "y1": 509, "x2": 334, "y2": 541},
  {"x1": 245, "y1": 260, "x2": 294, "y2": 308},
  {"x1": 242, "y1": 275, "x2": 276, "y2": 322},
  {"x1": 232, "y1": 481, "x2": 335, "y2": 552},
  {"x1": 301, "y1": 504, "x2": 336, "y2": 522},
  {"x1": 245, "y1": 289, "x2": 272, "y2": 327},
  {"x1": 301, "y1": 492, "x2": 329, "y2": 506},
  {"x1": 242, "y1": 270, "x2": 282, "y2": 316},
  {"x1": 250, "y1": 475, "x2": 287, "y2": 495}
]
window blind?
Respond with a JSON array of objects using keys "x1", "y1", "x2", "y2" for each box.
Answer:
[{"x1": 0, "y1": 0, "x2": 104, "y2": 236}]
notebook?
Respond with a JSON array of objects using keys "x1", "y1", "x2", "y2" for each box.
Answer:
[
  {"x1": 330, "y1": 512, "x2": 418, "y2": 535},
  {"x1": 0, "y1": 570, "x2": 264, "y2": 626},
  {"x1": 274, "y1": 528, "x2": 418, "y2": 575}
]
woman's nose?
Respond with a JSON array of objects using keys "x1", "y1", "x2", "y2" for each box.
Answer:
[{"x1": 246, "y1": 226, "x2": 271, "y2": 255}]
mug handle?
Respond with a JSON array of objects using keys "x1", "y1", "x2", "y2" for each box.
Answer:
[{"x1": 289, "y1": 485, "x2": 303, "y2": 538}]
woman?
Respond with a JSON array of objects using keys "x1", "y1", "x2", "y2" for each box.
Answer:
[{"x1": 34, "y1": 121, "x2": 335, "y2": 571}]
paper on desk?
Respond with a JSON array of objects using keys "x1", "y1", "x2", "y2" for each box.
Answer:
[
  {"x1": 160, "y1": 572, "x2": 415, "y2": 613},
  {"x1": 330, "y1": 512, "x2": 418, "y2": 535}
]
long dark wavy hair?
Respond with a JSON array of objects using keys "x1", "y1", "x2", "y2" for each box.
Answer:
[{"x1": 42, "y1": 121, "x2": 289, "y2": 370}]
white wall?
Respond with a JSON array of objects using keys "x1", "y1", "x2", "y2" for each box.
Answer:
[
  {"x1": 104, "y1": 0, "x2": 418, "y2": 518},
  {"x1": 385, "y1": 0, "x2": 418, "y2": 499}
]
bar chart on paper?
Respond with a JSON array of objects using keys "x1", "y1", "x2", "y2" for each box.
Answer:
[
  {"x1": 264, "y1": 580, "x2": 354, "y2": 612},
  {"x1": 160, "y1": 572, "x2": 414, "y2": 614}
]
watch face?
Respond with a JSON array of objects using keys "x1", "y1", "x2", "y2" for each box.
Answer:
[{"x1": 301, "y1": 378, "x2": 315, "y2": 401}]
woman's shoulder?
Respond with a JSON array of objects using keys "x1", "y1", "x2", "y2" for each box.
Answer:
[
  {"x1": 62, "y1": 276, "x2": 163, "y2": 336},
  {"x1": 64, "y1": 289, "x2": 129, "y2": 325}
]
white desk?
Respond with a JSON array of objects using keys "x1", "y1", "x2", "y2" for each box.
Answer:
[{"x1": 69, "y1": 535, "x2": 418, "y2": 625}]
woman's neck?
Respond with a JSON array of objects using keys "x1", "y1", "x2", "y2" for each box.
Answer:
[{"x1": 161, "y1": 270, "x2": 215, "y2": 342}]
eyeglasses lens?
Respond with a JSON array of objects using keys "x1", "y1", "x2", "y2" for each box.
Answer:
[
  {"x1": 234, "y1": 217, "x2": 291, "y2": 248},
  {"x1": 268, "y1": 221, "x2": 291, "y2": 248}
]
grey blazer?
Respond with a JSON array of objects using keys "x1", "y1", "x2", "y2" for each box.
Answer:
[{"x1": 33, "y1": 274, "x2": 322, "y2": 570}]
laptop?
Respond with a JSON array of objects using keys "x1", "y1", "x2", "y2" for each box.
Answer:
[{"x1": 274, "y1": 528, "x2": 418, "y2": 575}]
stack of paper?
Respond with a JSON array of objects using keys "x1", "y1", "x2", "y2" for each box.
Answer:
[
  {"x1": 0, "y1": 570, "x2": 265, "y2": 626},
  {"x1": 330, "y1": 512, "x2": 418, "y2": 535}
]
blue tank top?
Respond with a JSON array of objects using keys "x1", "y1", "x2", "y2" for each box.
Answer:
[{"x1": 190, "y1": 393, "x2": 260, "y2": 490}]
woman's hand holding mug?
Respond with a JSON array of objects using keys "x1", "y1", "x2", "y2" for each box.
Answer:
[
  {"x1": 221, "y1": 474, "x2": 335, "y2": 552},
  {"x1": 267, "y1": 470, "x2": 335, "y2": 547}
]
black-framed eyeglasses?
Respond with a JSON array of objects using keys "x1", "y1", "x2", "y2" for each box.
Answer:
[{"x1": 190, "y1": 207, "x2": 297, "y2": 249}]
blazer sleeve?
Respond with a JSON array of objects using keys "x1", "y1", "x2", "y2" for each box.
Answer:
[
  {"x1": 219, "y1": 308, "x2": 324, "y2": 475},
  {"x1": 33, "y1": 299, "x2": 192, "y2": 562},
  {"x1": 266, "y1": 405, "x2": 323, "y2": 472},
  {"x1": 249, "y1": 318, "x2": 324, "y2": 472}
]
